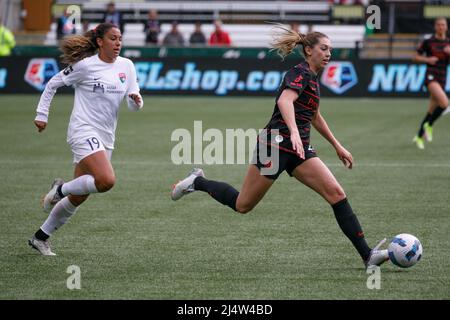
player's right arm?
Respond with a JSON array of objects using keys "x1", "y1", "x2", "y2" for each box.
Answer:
[
  {"x1": 413, "y1": 39, "x2": 438, "y2": 65},
  {"x1": 277, "y1": 68, "x2": 308, "y2": 159},
  {"x1": 34, "y1": 73, "x2": 65, "y2": 132},
  {"x1": 34, "y1": 61, "x2": 85, "y2": 132},
  {"x1": 278, "y1": 88, "x2": 304, "y2": 159},
  {"x1": 413, "y1": 54, "x2": 438, "y2": 65}
]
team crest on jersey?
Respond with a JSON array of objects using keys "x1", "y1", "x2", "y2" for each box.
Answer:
[
  {"x1": 320, "y1": 61, "x2": 358, "y2": 94},
  {"x1": 119, "y1": 73, "x2": 126, "y2": 83},
  {"x1": 274, "y1": 135, "x2": 284, "y2": 143}
]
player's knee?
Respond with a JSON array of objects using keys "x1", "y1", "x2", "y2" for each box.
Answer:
[
  {"x1": 235, "y1": 202, "x2": 254, "y2": 214},
  {"x1": 327, "y1": 185, "x2": 346, "y2": 204},
  {"x1": 95, "y1": 175, "x2": 116, "y2": 192},
  {"x1": 437, "y1": 95, "x2": 449, "y2": 107},
  {"x1": 68, "y1": 194, "x2": 88, "y2": 206}
]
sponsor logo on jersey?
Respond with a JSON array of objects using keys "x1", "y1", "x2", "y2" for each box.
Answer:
[
  {"x1": 320, "y1": 61, "x2": 358, "y2": 94},
  {"x1": 93, "y1": 82, "x2": 105, "y2": 93},
  {"x1": 24, "y1": 58, "x2": 59, "y2": 91},
  {"x1": 119, "y1": 72, "x2": 126, "y2": 83}
]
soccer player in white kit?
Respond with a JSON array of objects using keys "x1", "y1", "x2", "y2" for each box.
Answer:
[{"x1": 29, "y1": 23, "x2": 144, "y2": 255}]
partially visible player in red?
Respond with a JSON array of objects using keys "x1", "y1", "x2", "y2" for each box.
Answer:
[{"x1": 413, "y1": 17, "x2": 450, "y2": 149}]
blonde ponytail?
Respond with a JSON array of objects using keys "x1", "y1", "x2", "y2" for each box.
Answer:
[
  {"x1": 270, "y1": 23, "x2": 327, "y2": 59},
  {"x1": 270, "y1": 24, "x2": 302, "y2": 59}
]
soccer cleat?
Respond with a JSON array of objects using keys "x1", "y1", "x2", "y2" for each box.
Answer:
[
  {"x1": 423, "y1": 122, "x2": 433, "y2": 142},
  {"x1": 365, "y1": 238, "x2": 389, "y2": 269},
  {"x1": 412, "y1": 136, "x2": 425, "y2": 150},
  {"x1": 28, "y1": 236, "x2": 56, "y2": 256},
  {"x1": 171, "y1": 168, "x2": 205, "y2": 201},
  {"x1": 42, "y1": 178, "x2": 64, "y2": 213}
]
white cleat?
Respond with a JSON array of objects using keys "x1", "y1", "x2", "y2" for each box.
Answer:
[
  {"x1": 42, "y1": 178, "x2": 64, "y2": 213},
  {"x1": 442, "y1": 106, "x2": 450, "y2": 116},
  {"x1": 365, "y1": 238, "x2": 389, "y2": 269},
  {"x1": 28, "y1": 236, "x2": 56, "y2": 256},
  {"x1": 171, "y1": 168, "x2": 205, "y2": 201}
]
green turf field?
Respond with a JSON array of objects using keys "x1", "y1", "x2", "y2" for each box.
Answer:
[{"x1": 0, "y1": 95, "x2": 449, "y2": 299}]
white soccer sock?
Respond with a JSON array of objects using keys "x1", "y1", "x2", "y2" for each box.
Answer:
[
  {"x1": 61, "y1": 174, "x2": 98, "y2": 196},
  {"x1": 41, "y1": 197, "x2": 78, "y2": 236}
]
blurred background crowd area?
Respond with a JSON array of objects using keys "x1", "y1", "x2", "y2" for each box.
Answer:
[{"x1": 1, "y1": 0, "x2": 450, "y2": 59}]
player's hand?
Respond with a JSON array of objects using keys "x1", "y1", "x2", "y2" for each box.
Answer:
[
  {"x1": 34, "y1": 120, "x2": 47, "y2": 132},
  {"x1": 290, "y1": 131, "x2": 305, "y2": 159},
  {"x1": 128, "y1": 93, "x2": 142, "y2": 107},
  {"x1": 444, "y1": 46, "x2": 450, "y2": 55},
  {"x1": 428, "y1": 56, "x2": 439, "y2": 65},
  {"x1": 336, "y1": 145, "x2": 353, "y2": 169}
]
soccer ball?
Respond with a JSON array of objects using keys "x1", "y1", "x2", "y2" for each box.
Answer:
[{"x1": 388, "y1": 233, "x2": 422, "y2": 268}]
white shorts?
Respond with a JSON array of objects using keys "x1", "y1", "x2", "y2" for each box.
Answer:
[{"x1": 70, "y1": 134, "x2": 113, "y2": 164}]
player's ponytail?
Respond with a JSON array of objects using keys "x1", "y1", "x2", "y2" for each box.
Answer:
[
  {"x1": 270, "y1": 24, "x2": 328, "y2": 59},
  {"x1": 60, "y1": 22, "x2": 117, "y2": 65}
]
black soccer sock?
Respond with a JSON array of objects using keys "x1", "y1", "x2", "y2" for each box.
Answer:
[
  {"x1": 417, "y1": 112, "x2": 432, "y2": 137},
  {"x1": 428, "y1": 106, "x2": 446, "y2": 126},
  {"x1": 34, "y1": 228, "x2": 50, "y2": 241},
  {"x1": 194, "y1": 176, "x2": 239, "y2": 211},
  {"x1": 331, "y1": 198, "x2": 371, "y2": 261}
]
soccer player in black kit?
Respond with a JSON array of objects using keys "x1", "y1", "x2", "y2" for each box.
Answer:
[
  {"x1": 413, "y1": 17, "x2": 450, "y2": 149},
  {"x1": 171, "y1": 26, "x2": 389, "y2": 269}
]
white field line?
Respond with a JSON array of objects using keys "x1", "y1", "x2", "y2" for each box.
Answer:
[{"x1": 1, "y1": 160, "x2": 450, "y2": 168}]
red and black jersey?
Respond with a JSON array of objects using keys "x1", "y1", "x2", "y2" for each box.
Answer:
[
  {"x1": 264, "y1": 61, "x2": 320, "y2": 152},
  {"x1": 417, "y1": 35, "x2": 450, "y2": 86}
]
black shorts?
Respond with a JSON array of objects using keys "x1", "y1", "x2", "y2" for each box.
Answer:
[
  {"x1": 424, "y1": 73, "x2": 445, "y2": 89},
  {"x1": 253, "y1": 142, "x2": 318, "y2": 180}
]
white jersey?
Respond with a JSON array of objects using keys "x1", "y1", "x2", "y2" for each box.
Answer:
[{"x1": 35, "y1": 54, "x2": 143, "y2": 149}]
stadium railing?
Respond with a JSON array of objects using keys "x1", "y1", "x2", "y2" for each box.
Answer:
[
  {"x1": 80, "y1": 0, "x2": 331, "y2": 24},
  {"x1": 44, "y1": 22, "x2": 365, "y2": 48}
]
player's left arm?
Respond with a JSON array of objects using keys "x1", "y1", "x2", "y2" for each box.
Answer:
[
  {"x1": 126, "y1": 61, "x2": 143, "y2": 111},
  {"x1": 312, "y1": 110, "x2": 353, "y2": 169}
]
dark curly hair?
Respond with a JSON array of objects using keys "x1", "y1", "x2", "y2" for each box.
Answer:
[{"x1": 60, "y1": 22, "x2": 118, "y2": 64}]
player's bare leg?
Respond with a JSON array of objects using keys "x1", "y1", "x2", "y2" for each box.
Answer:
[{"x1": 234, "y1": 165, "x2": 274, "y2": 213}]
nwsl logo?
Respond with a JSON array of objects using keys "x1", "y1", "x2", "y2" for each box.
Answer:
[
  {"x1": 24, "y1": 58, "x2": 59, "y2": 91},
  {"x1": 321, "y1": 61, "x2": 358, "y2": 95}
]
